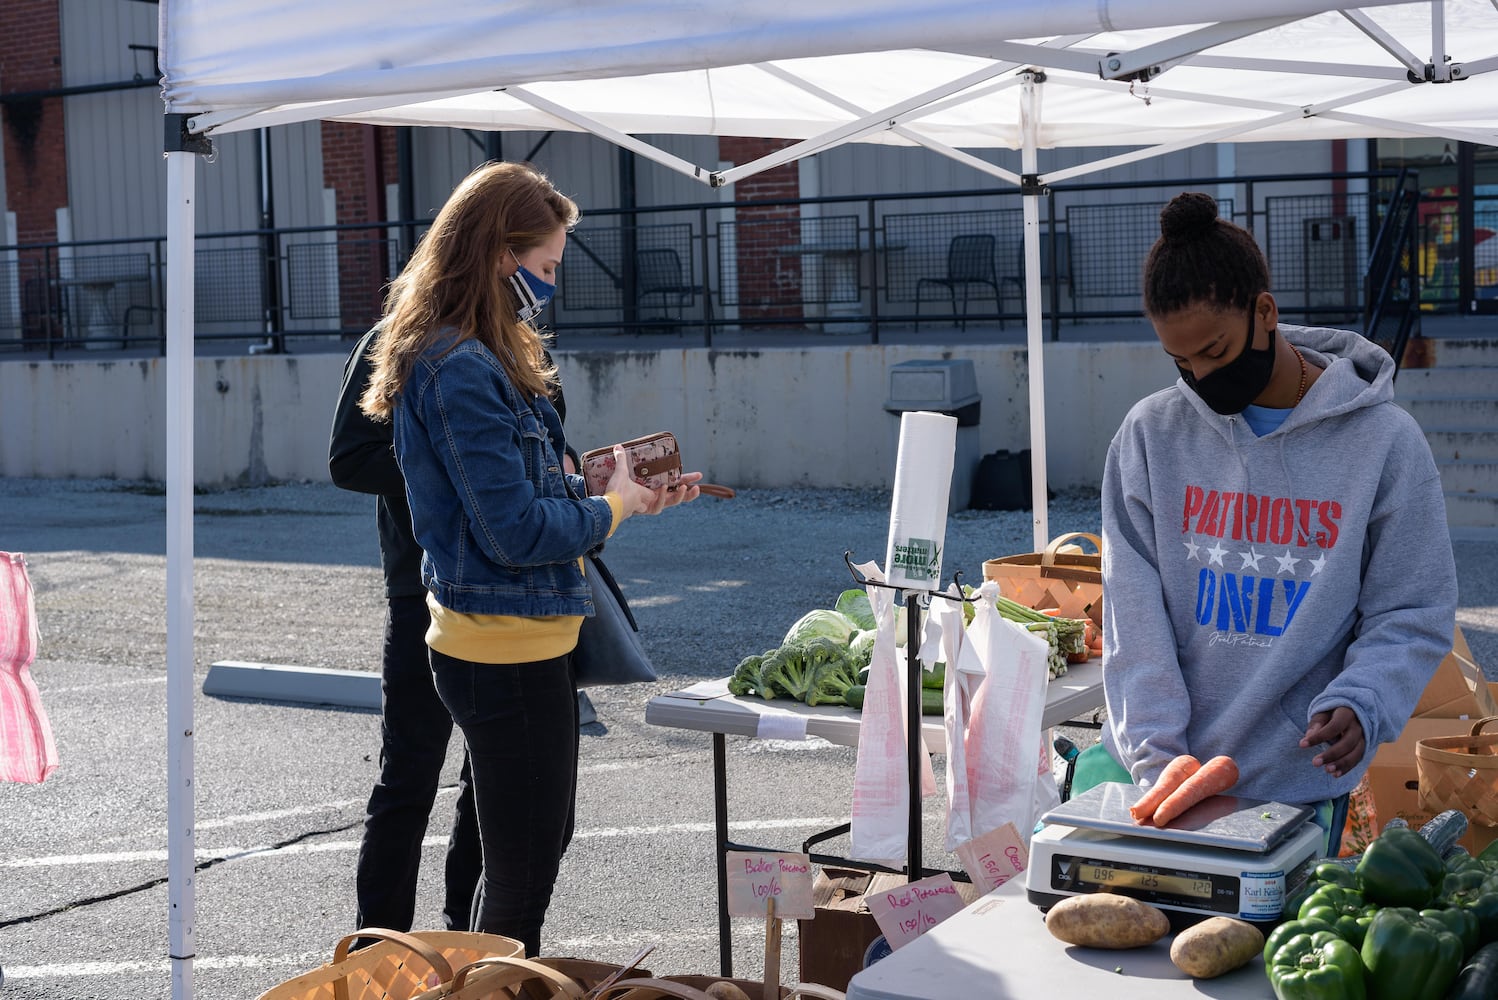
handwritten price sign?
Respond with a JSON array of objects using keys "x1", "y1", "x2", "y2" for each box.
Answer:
[
  {"x1": 725, "y1": 851, "x2": 814, "y2": 919},
  {"x1": 864, "y1": 873, "x2": 966, "y2": 950},
  {"x1": 953, "y1": 822, "x2": 1029, "y2": 894}
]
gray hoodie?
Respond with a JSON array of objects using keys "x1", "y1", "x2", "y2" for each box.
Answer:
[{"x1": 1100, "y1": 324, "x2": 1458, "y2": 805}]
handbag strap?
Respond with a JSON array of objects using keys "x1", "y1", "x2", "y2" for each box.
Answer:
[{"x1": 697, "y1": 483, "x2": 736, "y2": 499}]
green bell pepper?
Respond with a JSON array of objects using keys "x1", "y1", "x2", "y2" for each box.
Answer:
[
  {"x1": 1360, "y1": 907, "x2": 1464, "y2": 1000},
  {"x1": 1312, "y1": 860, "x2": 1361, "y2": 889},
  {"x1": 1355, "y1": 826, "x2": 1447, "y2": 909},
  {"x1": 1264, "y1": 916, "x2": 1340, "y2": 973},
  {"x1": 1422, "y1": 905, "x2": 1481, "y2": 959},
  {"x1": 1267, "y1": 930, "x2": 1367, "y2": 1000},
  {"x1": 1441, "y1": 868, "x2": 1498, "y2": 945},
  {"x1": 1298, "y1": 885, "x2": 1375, "y2": 948}
]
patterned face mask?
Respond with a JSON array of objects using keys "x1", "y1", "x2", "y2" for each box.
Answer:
[{"x1": 508, "y1": 250, "x2": 556, "y2": 323}]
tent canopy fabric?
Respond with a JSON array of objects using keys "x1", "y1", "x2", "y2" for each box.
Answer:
[{"x1": 163, "y1": 0, "x2": 1498, "y2": 189}]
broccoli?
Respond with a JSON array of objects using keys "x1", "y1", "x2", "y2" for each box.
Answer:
[
  {"x1": 762, "y1": 644, "x2": 813, "y2": 702},
  {"x1": 727, "y1": 653, "x2": 766, "y2": 698},
  {"x1": 805, "y1": 654, "x2": 860, "y2": 707}
]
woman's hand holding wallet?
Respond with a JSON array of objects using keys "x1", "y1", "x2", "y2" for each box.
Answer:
[{"x1": 606, "y1": 444, "x2": 701, "y2": 519}]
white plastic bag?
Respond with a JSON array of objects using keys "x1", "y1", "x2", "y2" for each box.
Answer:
[
  {"x1": 961, "y1": 580, "x2": 1052, "y2": 851},
  {"x1": 849, "y1": 561, "x2": 936, "y2": 864},
  {"x1": 1, "y1": 552, "x2": 57, "y2": 784}
]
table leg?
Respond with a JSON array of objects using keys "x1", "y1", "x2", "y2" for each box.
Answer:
[{"x1": 714, "y1": 731, "x2": 733, "y2": 978}]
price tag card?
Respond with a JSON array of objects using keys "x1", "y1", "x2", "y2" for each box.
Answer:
[
  {"x1": 725, "y1": 851, "x2": 814, "y2": 919},
  {"x1": 953, "y1": 822, "x2": 1029, "y2": 894},
  {"x1": 864, "y1": 872, "x2": 966, "y2": 950}
]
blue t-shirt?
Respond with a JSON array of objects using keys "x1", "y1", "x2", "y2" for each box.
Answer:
[{"x1": 1242, "y1": 403, "x2": 1292, "y2": 437}]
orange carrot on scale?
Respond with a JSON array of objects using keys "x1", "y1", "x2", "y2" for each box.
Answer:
[
  {"x1": 1151, "y1": 755, "x2": 1240, "y2": 827},
  {"x1": 1128, "y1": 754, "x2": 1202, "y2": 823}
]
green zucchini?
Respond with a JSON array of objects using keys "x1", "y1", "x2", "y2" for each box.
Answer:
[
  {"x1": 1449, "y1": 941, "x2": 1498, "y2": 1000},
  {"x1": 1420, "y1": 809, "x2": 1470, "y2": 857},
  {"x1": 844, "y1": 685, "x2": 943, "y2": 715}
]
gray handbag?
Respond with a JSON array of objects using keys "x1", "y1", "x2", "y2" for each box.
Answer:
[{"x1": 573, "y1": 553, "x2": 657, "y2": 687}]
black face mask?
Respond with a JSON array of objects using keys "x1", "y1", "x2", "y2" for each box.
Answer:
[{"x1": 1176, "y1": 309, "x2": 1277, "y2": 415}]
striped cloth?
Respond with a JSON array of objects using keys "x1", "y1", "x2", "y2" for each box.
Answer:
[{"x1": 1, "y1": 552, "x2": 57, "y2": 784}]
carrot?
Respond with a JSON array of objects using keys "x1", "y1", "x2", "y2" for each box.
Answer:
[
  {"x1": 1151, "y1": 755, "x2": 1240, "y2": 827},
  {"x1": 1129, "y1": 754, "x2": 1202, "y2": 823}
]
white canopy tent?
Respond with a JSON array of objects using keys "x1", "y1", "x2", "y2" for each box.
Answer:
[{"x1": 159, "y1": 1, "x2": 1498, "y2": 994}]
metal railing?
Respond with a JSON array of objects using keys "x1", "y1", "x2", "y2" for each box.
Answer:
[{"x1": 0, "y1": 169, "x2": 1454, "y2": 356}]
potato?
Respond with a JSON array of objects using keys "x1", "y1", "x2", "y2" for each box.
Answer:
[
  {"x1": 1043, "y1": 893, "x2": 1171, "y2": 949},
  {"x1": 1168, "y1": 916, "x2": 1264, "y2": 979},
  {"x1": 704, "y1": 983, "x2": 753, "y2": 1000}
]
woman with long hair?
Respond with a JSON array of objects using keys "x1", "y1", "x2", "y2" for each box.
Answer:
[{"x1": 362, "y1": 161, "x2": 700, "y2": 953}]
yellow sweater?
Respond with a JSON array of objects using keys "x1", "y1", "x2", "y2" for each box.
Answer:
[{"x1": 426, "y1": 492, "x2": 623, "y2": 664}]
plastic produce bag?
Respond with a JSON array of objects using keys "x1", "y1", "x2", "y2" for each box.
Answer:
[
  {"x1": 1, "y1": 552, "x2": 58, "y2": 784},
  {"x1": 961, "y1": 580, "x2": 1052, "y2": 851},
  {"x1": 849, "y1": 561, "x2": 936, "y2": 864}
]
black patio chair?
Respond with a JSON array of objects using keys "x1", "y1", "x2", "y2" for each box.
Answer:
[
  {"x1": 635, "y1": 247, "x2": 696, "y2": 322},
  {"x1": 914, "y1": 233, "x2": 1001, "y2": 330}
]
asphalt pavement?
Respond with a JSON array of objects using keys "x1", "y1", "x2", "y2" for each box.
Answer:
[{"x1": 0, "y1": 477, "x2": 1494, "y2": 999}]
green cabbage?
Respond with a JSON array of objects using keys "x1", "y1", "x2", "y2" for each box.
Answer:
[
  {"x1": 782, "y1": 608, "x2": 855, "y2": 647},
  {"x1": 834, "y1": 589, "x2": 876, "y2": 631}
]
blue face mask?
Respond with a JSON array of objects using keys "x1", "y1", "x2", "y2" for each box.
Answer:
[{"x1": 508, "y1": 251, "x2": 555, "y2": 323}]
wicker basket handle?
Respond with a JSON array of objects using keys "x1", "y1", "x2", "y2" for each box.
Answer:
[
  {"x1": 593, "y1": 979, "x2": 718, "y2": 1000},
  {"x1": 329, "y1": 929, "x2": 454, "y2": 1000},
  {"x1": 1468, "y1": 716, "x2": 1498, "y2": 738},
  {"x1": 449, "y1": 956, "x2": 587, "y2": 998},
  {"x1": 1041, "y1": 532, "x2": 1102, "y2": 566}
]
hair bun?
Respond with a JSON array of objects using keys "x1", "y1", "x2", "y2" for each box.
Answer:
[{"x1": 1159, "y1": 192, "x2": 1220, "y2": 241}]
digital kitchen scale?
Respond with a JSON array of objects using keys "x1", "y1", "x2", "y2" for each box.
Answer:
[{"x1": 1027, "y1": 782, "x2": 1323, "y2": 925}]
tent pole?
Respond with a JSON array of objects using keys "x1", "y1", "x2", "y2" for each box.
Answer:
[
  {"x1": 165, "y1": 141, "x2": 199, "y2": 1000},
  {"x1": 1020, "y1": 72, "x2": 1049, "y2": 553}
]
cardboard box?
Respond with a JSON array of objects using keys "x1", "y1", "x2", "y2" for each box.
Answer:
[
  {"x1": 796, "y1": 868, "x2": 981, "y2": 992},
  {"x1": 1361, "y1": 627, "x2": 1498, "y2": 854},
  {"x1": 1410, "y1": 627, "x2": 1496, "y2": 719}
]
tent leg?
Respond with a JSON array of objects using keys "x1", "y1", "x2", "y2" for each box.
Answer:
[
  {"x1": 1020, "y1": 72, "x2": 1050, "y2": 552},
  {"x1": 165, "y1": 147, "x2": 198, "y2": 1000}
]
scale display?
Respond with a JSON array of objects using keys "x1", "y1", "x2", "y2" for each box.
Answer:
[
  {"x1": 1049, "y1": 853, "x2": 1239, "y2": 912},
  {"x1": 1074, "y1": 863, "x2": 1215, "y2": 901}
]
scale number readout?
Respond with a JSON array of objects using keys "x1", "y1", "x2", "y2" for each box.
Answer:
[{"x1": 1051, "y1": 853, "x2": 1238, "y2": 913}]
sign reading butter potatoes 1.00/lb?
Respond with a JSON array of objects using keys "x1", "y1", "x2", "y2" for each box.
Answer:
[{"x1": 725, "y1": 851, "x2": 815, "y2": 919}]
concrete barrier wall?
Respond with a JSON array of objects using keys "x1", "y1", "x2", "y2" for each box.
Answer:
[{"x1": 0, "y1": 342, "x2": 1175, "y2": 492}]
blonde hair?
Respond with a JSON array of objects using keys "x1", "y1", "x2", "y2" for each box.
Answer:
[{"x1": 360, "y1": 161, "x2": 579, "y2": 419}]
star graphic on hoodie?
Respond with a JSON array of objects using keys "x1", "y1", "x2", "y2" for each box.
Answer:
[
  {"x1": 1238, "y1": 549, "x2": 1265, "y2": 571},
  {"x1": 1309, "y1": 551, "x2": 1328, "y2": 576},
  {"x1": 1183, "y1": 537, "x2": 1201, "y2": 561},
  {"x1": 1274, "y1": 549, "x2": 1302, "y2": 575},
  {"x1": 1206, "y1": 542, "x2": 1228, "y2": 566}
]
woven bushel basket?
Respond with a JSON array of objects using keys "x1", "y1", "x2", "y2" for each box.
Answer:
[
  {"x1": 1416, "y1": 716, "x2": 1498, "y2": 828},
  {"x1": 981, "y1": 531, "x2": 1103, "y2": 627},
  {"x1": 255, "y1": 929, "x2": 523, "y2": 1000}
]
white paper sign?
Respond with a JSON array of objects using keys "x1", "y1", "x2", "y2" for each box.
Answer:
[
  {"x1": 954, "y1": 822, "x2": 1029, "y2": 894},
  {"x1": 725, "y1": 851, "x2": 815, "y2": 920},
  {"x1": 864, "y1": 872, "x2": 966, "y2": 949}
]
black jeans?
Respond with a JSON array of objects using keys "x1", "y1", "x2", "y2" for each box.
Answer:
[
  {"x1": 355, "y1": 595, "x2": 483, "y2": 933},
  {"x1": 431, "y1": 647, "x2": 579, "y2": 957}
]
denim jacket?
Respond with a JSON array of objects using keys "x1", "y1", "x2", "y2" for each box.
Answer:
[{"x1": 393, "y1": 333, "x2": 613, "y2": 616}]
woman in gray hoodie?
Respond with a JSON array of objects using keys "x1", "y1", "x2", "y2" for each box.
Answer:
[{"x1": 1085, "y1": 191, "x2": 1457, "y2": 853}]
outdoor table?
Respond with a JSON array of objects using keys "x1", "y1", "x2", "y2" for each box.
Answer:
[
  {"x1": 643, "y1": 660, "x2": 1104, "y2": 976},
  {"x1": 844, "y1": 873, "x2": 1271, "y2": 999}
]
